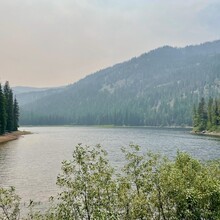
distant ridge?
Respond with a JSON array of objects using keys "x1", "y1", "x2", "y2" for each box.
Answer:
[
  {"x1": 13, "y1": 86, "x2": 50, "y2": 95},
  {"x1": 18, "y1": 39, "x2": 220, "y2": 126}
]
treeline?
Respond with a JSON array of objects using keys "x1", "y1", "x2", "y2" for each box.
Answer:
[
  {"x1": 0, "y1": 81, "x2": 19, "y2": 135},
  {"x1": 193, "y1": 97, "x2": 220, "y2": 132},
  {"x1": 21, "y1": 97, "x2": 192, "y2": 127}
]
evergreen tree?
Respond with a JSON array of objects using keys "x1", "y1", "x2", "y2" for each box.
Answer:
[
  {"x1": 193, "y1": 97, "x2": 220, "y2": 132},
  {"x1": 13, "y1": 97, "x2": 19, "y2": 131},
  {"x1": 0, "y1": 84, "x2": 6, "y2": 134},
  {"x1": 207, "y1": 97, "x2": 213, "y2": 130},
  {"x1": 4, "y1": 81, "x2": 14, "y2": 132},
  {"x1": 213, "y1": 99, "x2": 220, "y2": 129},
  {"x1": 197, "y1": 97, "x2": 207, "y2": 131},
  {"x1": 4, "y1": 81, "x2": 10, "y2": 131},
  {"x1": 192, "y1": 104, "x2": 199, "y2": 129},
  {"x1": 0, "y1": 81, "x2": 19, "y2": 135},
  {"x1": 7, "y1": 89, "x2": 14, "y2": 132}
]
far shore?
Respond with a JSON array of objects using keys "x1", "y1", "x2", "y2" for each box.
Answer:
[
  {"x1": 0, "y1": 130, "x2": 31, "y2": 144},
  {"x1": 191, "y1": 130, "x2": 220, "y2": 138},
  {"x1": 20, "y1": 124, "x2": 192, "y2": 129}
]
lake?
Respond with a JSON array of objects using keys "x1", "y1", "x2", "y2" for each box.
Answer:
[{"x1": 0, "y1": 126, "x2": 220, "y2": 204}]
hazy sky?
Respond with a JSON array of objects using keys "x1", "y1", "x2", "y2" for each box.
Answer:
[{"x1": 0, "y1": 0, "x2": 220, "y2": 87}]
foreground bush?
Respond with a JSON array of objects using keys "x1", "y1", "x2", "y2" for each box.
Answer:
[
  {"x1": 0, "y1": 186, "x2": 20, "y2": 220},
  {"x1": 1, "y1": 144, "x2": 220, "y2": 219}
]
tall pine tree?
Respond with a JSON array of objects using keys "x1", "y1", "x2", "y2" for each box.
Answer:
[
  {"x1": 13, "y1": 97, "x2": 19, "y2": 131},
  {"x1": 193, "y1": 97, "x2": 220, "y2": 132},
  {"x1": 4, "y1": 81, "x2": 14, "y2": 132},
  {"x1": 212, "y1": 99, "x2": 220, "y2": 129},
  {"x1": 197, "y1": 97, "x2": 207, "y2": 131},
  {"x1": 0, "y1": 84, "x2": 6, "y2": 134},
  {"x1": 207, "y1": 97, "x2": 213, "y2": 130}
]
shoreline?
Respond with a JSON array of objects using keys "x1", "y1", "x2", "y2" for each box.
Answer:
[
  {"x1": 21, "y1": 124, "x2": 192, "y2": 129},
  {"x1": 0, "y1": 130, "x2": 31, "y2": 144},
  {"x1": 191, "y1": 131, "x2": 220, "y2": 138}
]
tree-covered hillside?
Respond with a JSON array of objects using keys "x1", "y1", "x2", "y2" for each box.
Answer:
[{"x1": 19, "y1": 40, "x2": 220, "y2": 126}]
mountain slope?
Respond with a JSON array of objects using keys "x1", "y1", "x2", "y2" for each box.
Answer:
[
  {"x1": 19, "y1": 40, "x2": 220, "y2": 126},
  {"x1": 14, "y1": 86, "x2": 65, "y2": 106}
]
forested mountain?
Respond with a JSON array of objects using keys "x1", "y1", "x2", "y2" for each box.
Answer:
[{"x1": 19, "y1": 40, "x2": 220, "y2": 126}]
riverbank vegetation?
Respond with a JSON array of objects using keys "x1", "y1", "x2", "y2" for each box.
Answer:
[
  {"x1": 1, "y1": 144, "x2": 220, "y2": 219},
  {"x1": 193, "y1": 97, "x2": 220, "y2": 133},
  {"x1": 0, "y1": 81, "x2": 19, "y2": 135}
]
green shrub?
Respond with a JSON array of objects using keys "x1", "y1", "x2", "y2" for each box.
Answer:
[{"x1": 1, "y1": 144, "x2": 220, "y2": 219}]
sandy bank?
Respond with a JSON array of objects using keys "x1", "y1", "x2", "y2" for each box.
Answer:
[{"x1": 0, "y1": 130, "x2": 31, "y2": 144}]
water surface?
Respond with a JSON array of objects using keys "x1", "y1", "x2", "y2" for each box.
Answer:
[{"x1": 0, "y1": 126, "x2": 219, "y2": 203}]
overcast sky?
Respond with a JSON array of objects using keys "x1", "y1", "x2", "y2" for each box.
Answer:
[{"x1": 0, "y1": 0, "x2": 220, "y2": 87}]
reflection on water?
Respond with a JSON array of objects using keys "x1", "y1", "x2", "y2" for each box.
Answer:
[{"x1": 0, "y1": 126, "x2": 220, "y2": 203}]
